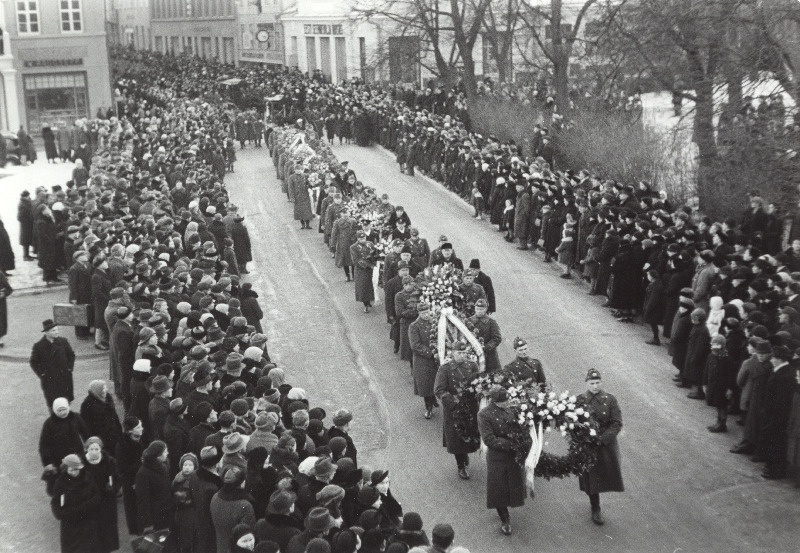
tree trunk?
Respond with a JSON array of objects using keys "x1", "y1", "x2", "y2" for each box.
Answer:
[
  {"x1": 693, "y1": 76, "x2": 719, "y2": 212},
  {"x1": 553, "y1": 52, "x2": 570, "y2": 113}
]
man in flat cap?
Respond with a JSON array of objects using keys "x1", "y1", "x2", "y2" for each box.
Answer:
[{"x1": 576, "y1": 368, "x2": 624, "y2": 525}]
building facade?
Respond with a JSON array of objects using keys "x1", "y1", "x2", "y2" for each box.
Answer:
[
  {"x1": 3, "y1": 0, "x2": 113, "y2": 134},
  {"x1": 150, "y1": 0, "x2": 238, "y2": 64},
  {"x1": 114, "y1": 0, "x2": 152, "y2": 49},
  {"x1": 280, "y1": 0, "x2": 384, "y2": 83},
  {"x1": 0, "y1": 2, "x2": 20, "y2": 131},
  {"x1": 237, "y1": 0, "x2": 283, "y2": 68}
]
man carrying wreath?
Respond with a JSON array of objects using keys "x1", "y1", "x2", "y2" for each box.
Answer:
[
  {"x1": 576, "y1": 368, "x2": 624, "y2": 525},
  {"x1": 434, "y1": 340, "x2": 481, "y2": 480},
  {"x1": 478, "y1": 386, "x2": 530, "y2": 536}
]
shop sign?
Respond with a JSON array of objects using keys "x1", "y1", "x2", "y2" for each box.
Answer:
[
  {"x1": 23, "y1": 59, "x2": 84, "y2": 68},
  {"x1": 303, "y1": 24, "x2": 343, "y2": 36}
]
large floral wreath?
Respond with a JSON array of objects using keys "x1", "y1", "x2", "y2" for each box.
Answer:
[{"x1": 453, "y1": 374, "x2": 601, "y2": 488}]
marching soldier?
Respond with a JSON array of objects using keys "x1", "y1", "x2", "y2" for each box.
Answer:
[
  {"x1": 394, "y1": 277, "x2": 418, "y2": 362},
  {"x1": 466, "y1": 299, "x2": 502, "y2": 372},
  {"x1": 408, "y1": 301, "x2": 439, "y2": 417},
  {"x1": 478, "y1": 386, "x2": 530, "y2": 536},
  {"x1": 576, "y1": 368, "x2": 624, "y2": 525},
  {"x1": 350, "y1": 231, "x2": 376, "y2": 313},
  {"x1": 459, "y1": 269, "x2": 486, "y2": 317},
  {"x1": 434, "y1": 340, "x2": 481, "y2": 479},
  {"x1": 503, "y1": 338, "x2": 546, "y2": 388}
]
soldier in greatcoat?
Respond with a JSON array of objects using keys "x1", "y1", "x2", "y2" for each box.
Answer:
[
  {"x1": 434, "y1": 341, "x2": 480, "y2": 478},
  {"x1": 350, "y1": 230, "x2": 376, "y2": 312},
  {"x1": 408, "y1": 301, "x2": 438, "y2": 415},
  {"x1": 576, "y1": 368, "x2": 624, "y2": 525},
  {"x1": 394, "y1": 277, "x2": 418, "y2": 363},
  {"x1": 466, "y1": 299, "x2": 502, "y2": 372},
  {"x1": 478, "y1": 386, "x2": 530, "y2": 536}
]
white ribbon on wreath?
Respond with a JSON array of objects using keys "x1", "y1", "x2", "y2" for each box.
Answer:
[
  {"x1": 436, "y1": 307, "x2": 487, "y2": 453},
  {"x1": 525, "y1": 421, "x2": 544, "y2": 493},
  {"x1": 435, "y1": 307, "x2": 485, "y2": 371}
]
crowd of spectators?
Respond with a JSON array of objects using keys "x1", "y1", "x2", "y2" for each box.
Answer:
[{"x1": 32, "y1": 46, "x2": 470, "y2": 553}]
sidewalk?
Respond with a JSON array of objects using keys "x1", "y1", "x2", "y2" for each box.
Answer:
[
  {"x1": 1, "y1": 288, "x2": 107, "y2": 361},
  {"x1": 0, "y1": 149, "x2": 75, "y2": 292}
]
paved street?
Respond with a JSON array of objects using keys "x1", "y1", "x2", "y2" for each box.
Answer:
[{"x1": 1, "y1": 144, "x2": 796, "y2": 553}]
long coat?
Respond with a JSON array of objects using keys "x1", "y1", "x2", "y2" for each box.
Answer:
[
  {"x1": 466, "y1": 314, "x2": 502, "y2": 372},
  {"x1": 350, "y1": 241, "x2": 376, "y2": 303},
  {"x1": 187, "y1": 468, "x2": 222, "y2": 553},
  {"x1": 477, "y1": 403, "x2": 528, "y2": 508},
  {"x1": 744, "y1": 360, "x2": 772, "y2": 445},
  {"x1": 83, "y1": 453, "x2": 121, "y2": 553},
  {"x1": 683, "y1": 323, "x2": 710, "y2": 385},
  {"x1": 0, "y1": 218, "x2": 14, "y2": 271},
  {"x1": 577, "y1": 390, "x2": 624, "y2": 494},
  {"x1": 39, "y1": 411, "x2": 89, "y2": 467},
  {"x1": 210, "y1": 488, "x2": 256, "y2": 553},
  {"x1": 37, "y1": 215, "x2": 59, "y2": 272},
  {"x1": 609, "y1": 244, "x2": 641, "y2": 310},
  {"x1": 90, "y1": 269, "x2": 112, "y2": 333},
  {"x1": 395, "y1": 289, "x2": 417, "y2": 361},
  {"x1": 17, "y1": 197, "x2": 34, "y2": 248},
  {"x1": 642, "y1": 279, "x2": 665, "y2": 325},
  {"x1": 669, "y1": 310, "x2": 692, "y2": 371},
  {"x1": 324, "y1": 203, "x2": 345, "y2": 245},
  {"x1": 331, "y1": 217, "x2": 357, "y2": 267},
  {"x1": 230, "y1": 220, "x2": 252, "y2": 265},
  {"x1": 409, "y1": 317, "x2": 438, "y2": 396},
  {"x1": 31, "y1": 335, "x2": 76, "y2": 405},
  {"x1": 51, "y1": 470, "x2": 101, "y2": 553},
  {"x1": 291, "y1": 175, "x2": 314, "y2": 221},
  {"x1": 704, "y1": 352, "x2": 735, "y2": 408},
  {"x1": 110, "y1": 319, "x2": 135, "y2": 405},
  {"x1": 135, "y1": 457, "x2": 173, "y2": 532},
  {"x1": 434, "y1": 360, "x2": 481, "y2": 454},
  {"x1": 0, "y1": 272, "x2": 11, "y2": 338},
  {"x1": 757, "y1": 363, "x2": 795, "y2": 472},
  {"x1": 79, "y1": 392, "x2": 122, "y2": 454}
]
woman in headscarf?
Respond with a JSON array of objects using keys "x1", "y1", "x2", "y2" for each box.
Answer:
[
  {"x1": 82, "y1": 437, "x2": 120, "y2": 553},
  {"x1": 51, "y1": 454, "x2": 101, "y2": 553}
]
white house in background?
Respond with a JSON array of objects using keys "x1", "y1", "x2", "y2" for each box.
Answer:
[
  {"x1": 0, "y1": 1, "x2": 21, "y2": 131},
  {"x1": 237, "y1": 0, "x2": 284, "y2": 68},
  {"x1": 279, "y1": 0, "x2": 387, "y2": 83}
]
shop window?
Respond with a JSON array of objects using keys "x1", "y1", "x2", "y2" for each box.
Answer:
[
  {"x1": 16, "y1": 1, "x2": 40, "y2": 34},
  {"x1": 60, "y1": 0, "x2": 83, "y2": 32},
  {"x1": 23, "y1": 72, "x2": 89, "y2": 132}
]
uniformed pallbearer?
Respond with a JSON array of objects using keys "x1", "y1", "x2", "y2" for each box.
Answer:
[{"x1": 576, "y1": 368, "x2": 624, "y2": 525}]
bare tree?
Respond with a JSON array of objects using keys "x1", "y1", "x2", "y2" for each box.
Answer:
[
  {"x1": 481, "y1": 0, "x2": 523, "y2": 83},
  {"x1": 516, "y1": 0, "x2": 612, "y2": 111},
  {"x1": 353, "y1": 0, "x2": 491, "y2": 97}
]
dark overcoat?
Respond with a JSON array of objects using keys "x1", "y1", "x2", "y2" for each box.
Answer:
[
  {"x1": 669, "y1": 310, "x2": 692, "y2": 371},
  {"x1": 609, "y1": 244, "x2": 641, "y2": 310},
  {"x1": 408, "y1": 317, "x2": 438, "y2": 396},
  {"x1": 0, "y1": 272, "x2": 11, "y2": 338},
  {"x1": 395, "y1": 289, "x2": 417, "y2": 361},
  {"x1": 434, "y1": 360, "x2": 481, "y2": 454},
  {"x1": 37, "y1": 216, "x2": 59, "y2": 272},
  {"x1": 83, "y1": 453, "x2": 121, "y2": 553},
  {"x1": 50, "y1": 470, "x2": 101, "y2": 553},
  {"x1": 135, "y1": 457, "x2": 174, "y2": 532},
  {"x1": 350, "y1": 241, "x2": 376, "y2": 303},
  {"x1": 80, "y1": 392, "x2": 122, "y2": 454},
  {"x1": 331, "y1": 217, "x2": 356, "y2": 267},
  {"x1": 577, "y1": 390, "x2": 624, "y2": 494},
  {"x1": 90, "y1": 269, "x2": 112, "y2": 333},
  {"x1": 642, "y1": 279, "x2": 665, "y2": 325},
  {"x1": 30, "y1": 335, "x2": 76, "y2": 405},
  {"x1": 683, "y1": 323, "x2": 710, "y2": 385},
  {"x1": 110, "y1": 319, "x2": 135, "y2": 404},
  {"x1": 466, "y1": 314, "x2": 502, "y2": 372},
  {"x1": 230, "y1": 220, "x2": 252, "y2": 264},
  {"x1": 291, "y1": 175, "x2": 314, "y2": 221},
  {"x1": 187, "y1": 468, "x2": 222, "y2": 553},
  {"x1": 704, "y1": 352, "x2": 735, "y2": 408},
  {"x1": 477, "y1": 402, "x2": 528, "y2": 508},
  {"x1": 17, "y1": 197, "x2": 34, "y2": 248},
  {"x1": 39, "y1": 411, "x2": 89, "y2": 467}
]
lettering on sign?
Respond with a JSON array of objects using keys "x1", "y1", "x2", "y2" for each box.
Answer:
[
  {"x1": 23, "y1": 59, "x2": 84, "y2": 68},
  {"x1": 303, "y1": 24, "x2": 343, "y2": 36},
  {"x1": 240, "y1": 51, "x2": 264, "y2": 59}
]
